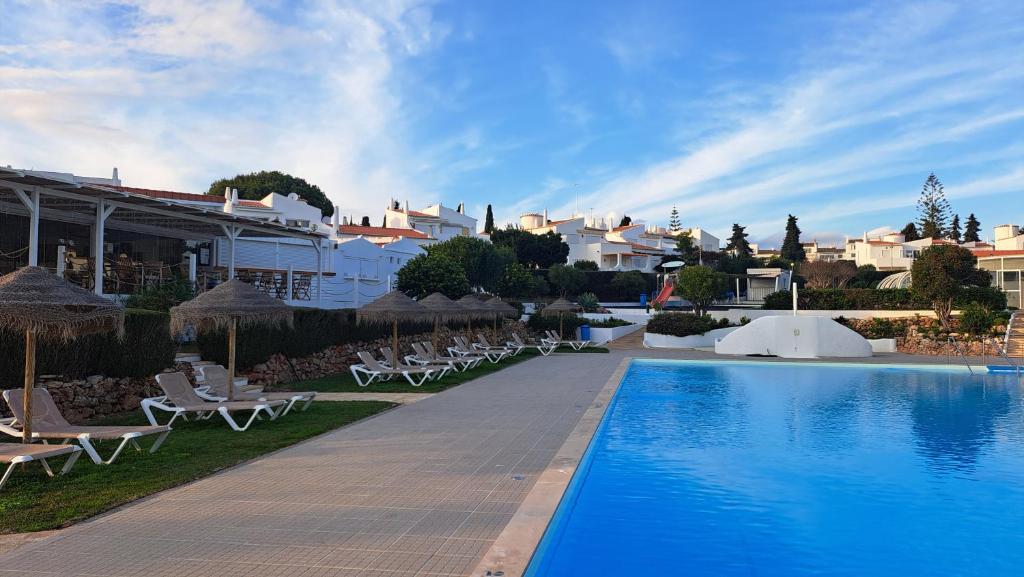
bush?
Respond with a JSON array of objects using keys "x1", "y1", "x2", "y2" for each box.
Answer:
[
  {"x1": 125, "y1": 280, "x2": 195, "y2": 312},
  {"x1": 610, "y1": 270, "x2": 649, "y2": 301},
  {"x1": 588, "y1": 317, "x2": 632, "y2": 328},
  {"x1": 526, "y1": 311, "x2": 585, "y2": 335},
  {"x1": 0, "y1": 309, "x2": 176, "y2": 384},
  {"x1": 957, "y1": 302, "x2": 995, "y2": 336},
  {"x1": 396, "y1": 253, "x2": 471, "y2": 299},
  {"x1": 858, "y1": 317, "x2": 902, "y2": 339},
  {"x1": 573, "y1": 260, "x2": 599, "y2": 271},
  {"x1": 763, "y1": 287, "x2": 1007, "y2": 312},
  {"x1": 646, "y1": 313, "x2": 729, "y2": 337},
  {"x1": 577, "y1": 292, "x2": 600, "y2": 312},
  {"x1": 548, "y1": 264, "x2": 587, "y2": 297}
]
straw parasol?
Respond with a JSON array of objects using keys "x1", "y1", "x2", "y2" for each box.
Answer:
[
  {"x1": 541, "y1": 298, "x2": 582, "y2": 339},
  {"x1": 456, "y1": 294, "x2": 490, "y2": 337},
  {"x1": 357, "y1": 290, "x2": 431, "y2": 364},
  {"x1": 418, "y1": 293, "x2": 469, "y2": 354},
  {"x1": 0, "y1": 266, "x2": 125, "y2": 443},
  {"x1": 170, "y1": 280, "x2": 293, "y2": 400},
  {"x1": 485, "y1": 297, "x2": 517, "y2": 332}
]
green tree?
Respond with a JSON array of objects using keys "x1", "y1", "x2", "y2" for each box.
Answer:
[
  {"x1": 949, "y1": 214, "x2": 962, "y2": 243},
  {"x1": 547, "y1": 263, "x2": 587, "y2": 297},
  {"x1": 359, "y1": 216, "x2": 371, "y2": 227},
  {"x1": 917, "y1": 172, "x2": 951, "y2": 239},
  {"x1": 911, "y1": 245, "x2": 990, "y2": 329},
  {"x1": 489, "y1": 228, "x2": 569, "y2": 268},
  {"x1": 496, "y1": 262, "x2": 539, "y2": 298},
  {"x1": 572, "y1": 259, "x2": 599, "y2": 271},
  {"x1": 610, "y1": 270, "x2": 648, "y2": 300},
  {"x1": 618, "y1": 215, "x2": 632, "y2": 227},
  {"x1": 900, "y1": 222, "x2": 921, "y2": 241},
  {"x1": 674, "y1": 231, "x2": 701, "y2": 266},
  {"x1": 484, "y1": 204, "x2": 495, "y2": 234},
  {"x1": 963, "y1": 213, "x2": 981, "y2": 243},
  {"x1": 426, "y1": 236, "x2": 509, "y2": 292},
  {"x1": 396, "y1": 253, "x2": 471, "y2": 299},
  {"x1": 780, "y1": 214, "x2": 806, "y2": 262},
  {"x1": 674, "y1": 266, "x2": 726, "y2": 316},
  {"x1": 209, "y1": 171, "x2": 333, "y2": 217},
  {"x1": 669, "y1": 206, "x2": 681, "y2": 232},
  {"x1": 726, "y1": 223, "x2": 752, "y2": 257}
]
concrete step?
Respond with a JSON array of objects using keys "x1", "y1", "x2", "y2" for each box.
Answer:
[{"x1": 174, "y1": 353, "x2": 202, "y2": 363}]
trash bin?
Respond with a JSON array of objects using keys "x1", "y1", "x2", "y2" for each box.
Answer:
[
  {"x1": 639, "y1": 293, "x2": 648, "y2": 306},
  {"x1": 579, "y1": 324, "x2": 591, "y2": 341}
]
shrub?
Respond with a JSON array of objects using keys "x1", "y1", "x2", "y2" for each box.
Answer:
[
  {"x1": 674, "y1": 266, "x2": 727, "y2": 316},
  {"x1": 548, "y1": 264, "x2": 587, "y2": 297},
  {"x1": 526, "y1": 311, "x2": 585, "y2": 335},
  {"x1": 859, "y1": 317, "x2": 902, "y2": 339},
  {"x1": 646, "y1": 313, "x2": 729, "y2": 337},
  {"x1": 577, "y1": 292, "x2": 600, "y2": 312},
  {"x1": 588, "y1": 317, "x2": 632, "y2": 328},
  {"x1": 396, "y1": 253, "x2": 471, "y2": 299},
  {"x1": 125, "y1": 280, "x2": 195, "y2": 312},
  {"x1": 573, "y1": 260, "x2": 599, "y2": 271},
  {"x1": 609, "y1": 270, "x2": 648, "y2": 301},
  {"x1": 957, "y1": 302, "x2": 995, "y2": 336},
  {"x1": 763, "y1": 287, "x2": 1006, "y2": 312}
]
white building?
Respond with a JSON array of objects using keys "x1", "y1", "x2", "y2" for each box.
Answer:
[
  {"x1": 993, "y1": 224, "x2": 1024, "y2": 251},
  {"x1": 385, "y1": 200, "x2": 477, "y2": 243}
]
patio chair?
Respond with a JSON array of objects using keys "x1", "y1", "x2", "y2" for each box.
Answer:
[
  {"x1": 412, "y1": 342, "x2": 479, "y2": 371},
  {"x1": 543, "y1": 330, "x2": 591, "y2": 351},
  {"x1": 143, "y1": 372, "x2": 285, "y2": 432},
  {"x1": 1, "y1": 388, "x2": 171, "y2": 465},
  {"x1": 475, "y1": 334, "x2": 521, "y2": 356},
  {"x1": 0, "y1": 443, "x2": 82, "y2": 491},
  {"x1": 350, "y1": 351, "x2": 436, "y2": 387},
  {"x1": 380, "y1": 347, "x2": 452, "y2": 380},
  {"x1": 195, "y1": 367, "x2": 316, "y2": 416},
  {"x1": 423, "y1": 342, "x2": 486, "y2": 368},
  {"x1": 450, "y1": 337, "x2": 507, "y2": 363},
  {"x1": 509, "y1": 333, "x2": 556, "y2": 356}
]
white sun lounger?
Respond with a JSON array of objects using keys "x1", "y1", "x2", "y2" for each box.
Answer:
[
  {"x1": 450, "y1": 337, "x2": 507, "y2": 363},
  {"x1": 508, "y1": 333, "x2": 556, "y2": 356},
  {"x1": 411, "y1": 342, "x2": 478, "y2": 371},
  {"x1": 0, "y1": 443, "x2": 82, "y2": 491},
  {"x1": 379, "y1": 347, "x2": 453, "y2": 380},
  {"x1": 423, "y1": 342, "x2": 485, "y2": 369},
  {"x1": 194, "y1": 369, "x2": 316, "y2": 416},
  {"x1": 543, "y1": 330, "x2": 591, "y2": 350},
  {"x1": 195, "y1": 364, "x2": 262, "y2": 393},
  {"x1": 350, "y1": 351, "x2": 437, "y2": 387},
  {"x1": 2, "y1": 388, "x2": 171, "y2": 465},
  {"x1": 143, "y1": 372, "x2": 285, "y2": 432},
  {"x1": 475, "y1": 334, "x2": 521, "y2": 356}
]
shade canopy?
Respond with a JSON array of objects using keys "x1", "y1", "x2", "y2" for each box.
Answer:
[
  {"x1": 357, "y1": 290, "x2": 431, "y2": 324},
  {"x1": 542, "y1": 298, "x2": 582, "y2": 315},
  {"x1": 486, "y1": 297, "x2": 518, "y2": 318},
  {"x1": 419, "y1": 293, "x2": 470, "y2": 321},
  {"x1": 0, "y1": 266, "x2": 124, "y2": 340},
  {"x1": 456, "y1": 294, "x2": 493, "y2": 319},
  {"x1": 169, "y1": 279, "x2": 293, "y2": 334}
]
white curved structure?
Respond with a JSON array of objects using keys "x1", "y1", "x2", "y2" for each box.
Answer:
[
  {"x1": 877, "y1": 271, "x2": 912, "y2": 289},
  {"x1": 714, "y1": 316, "x2": 872, "y2": 358}
]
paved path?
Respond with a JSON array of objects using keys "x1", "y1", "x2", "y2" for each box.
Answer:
[
  {"x1": 313, "y1": 392, "x2": 433, "y2": 404},
  {"x1": 0, "y1": 352, "x2": 623, "y2": 577}
]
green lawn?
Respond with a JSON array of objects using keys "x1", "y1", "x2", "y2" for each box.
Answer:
[
  {"x1": 0, "y1": 401, "x2": 393, "y2": 534},
  {"x1": 274, "y1": 346, "x2": 610, "y2": 393}
]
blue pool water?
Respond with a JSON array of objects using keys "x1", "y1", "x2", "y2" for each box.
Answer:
[{"x1": 526, "y1": 360, "x2": 1024, "y2": 576}]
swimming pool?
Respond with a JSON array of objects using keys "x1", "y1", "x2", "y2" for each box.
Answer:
[{"x1": 526, "y1": 360, "x2": 1024, "y2": 576}]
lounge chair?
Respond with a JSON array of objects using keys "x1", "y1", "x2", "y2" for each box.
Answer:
[
  {"x1": 0, "y1": 443, "x2": 82, "y2": 491},
  {"x1": 544, "y1": 330, "x2": 591, "y2": 350},
  {"x1": 195, "y1": 364, "x2": 262, "y2": 393},
  {"x1": 475, "y1": 334, "x2": 521, "y2": 356},
  {"x1": 195, "y1": 376, "x2": 316, "y2": 417},
  {"x1": 2, "y1": 388, "x2": 171, "y2": 465},
  {"x1": 424, "y1": 342, "x2": 486, "y2": 368},
  {"x1": 412, "y1": 342, "x2": 479, "y2": 371},
  {"x1": 508, "y1": 333, "x2": 556, "y2": 356},
  {"x1": 379, "y1": 347, "x2": 453, "y2": 380},
  {"x1": 143, "y1": 372, "x2": 285, "y2": 432},
  {"x1": 350, "y1": 351, "x2": 437, "y2": 387},
  {"x1": 450, "y1": 337, "x2": 507, "y2": 363}
]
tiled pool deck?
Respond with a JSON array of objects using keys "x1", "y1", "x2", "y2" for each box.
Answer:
[{"x1": 0, "y1": 345, "x2": 1008, "y2": 576}]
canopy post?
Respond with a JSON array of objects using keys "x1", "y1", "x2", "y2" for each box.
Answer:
[
  {"x1": 227, "y1": 318, "x2": 237, "y2": 401},
  {"x1": 312, "y1": 239, "x2": 323, "y2": 304},
  {"x1": 392, "y1": 320, "x2": 400, "y2": 366},
  {"x1": 12, "y1": 188, "x2": 40, "y2": 266},
  {"x1": 559, "y1": 312, "x2": 564, "y2": 340},
  {"x1": 93, "y1": 200, "x2": 115, "y2": 295},
  {"x1": 220, "y1": 225, "x2": 242, "y2": 280},
  {"x1": 22, "y1": 328, "x2": 36, "y2": 444},
  {"x1": 433, "y1": 316, "x2": 440, "y2": 357}
]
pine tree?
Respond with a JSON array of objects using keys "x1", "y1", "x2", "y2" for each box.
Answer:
[
  {"x1": 917, "y1": 173, "x2": 951, "y2": 239},
  {"x1": 726, "y1": 223, "x2": 752, "y2": 257},
  {"x1": 949, "y1": 214, "x2": 962, "y2": 243},
  {"x1": 963, "y1": 213, "x2": 981, "y2": 243},
  {"x1": 900, "y1": 222, "x2": 921, "y2": 241},
  {"x1": 780, "y1": 214, "x2": 806, "y2": 262},
  {"x1": 619, "y1": 215, "x2": 632, "y2": 227},
  {"x1": 360, "y1": 216, "x2": 371, "y2": 227},
  {"x1": 484, "y1": 204, "x2": 495, "y2": 234},
  {"x1": 668, "y1": 206, "x2": 681, "y2": 232}
]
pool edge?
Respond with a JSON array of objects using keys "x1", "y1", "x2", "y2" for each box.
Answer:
[{"x1": 469, "y1": 356, "x2": 632, "y2": 577}]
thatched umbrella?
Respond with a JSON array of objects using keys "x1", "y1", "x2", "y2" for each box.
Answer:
[
  {"x1": 357, "y1": 291, "x2": 431, "y2": 365},
  {"x1": 542, "y1": 298, "x2": 581, "y2": 339},
  {"x1": 486, "y1": 297, "x2": 517, "y2": 332},
  {"x1": 170, "y1": 280, "x2": 292, "y2": 401},
  {"x1": 456, "y1": 294, "x2": 490, "y2": 337},
  {"x1": 0, "y1": 266, "x2": 124, "y2": 443},
  {"x1": 419, "y1": 293, "x2": 469, "y2": 354}
]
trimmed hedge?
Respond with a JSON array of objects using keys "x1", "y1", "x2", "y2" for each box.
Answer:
[
  {"x1": 763, "y1": 287, "x2": 1007, "y2": 311},
  {"x1": 0, "y1": 309, "x2": 176, "y2": 384},
  {"x1": 527, "y1": 312, "x2": 586, "y2": 335},
  {"x1": 646, "y1": 312, "x2": 730, "y2": 337},
  {"x1": 196, "y1": 308, "x2": 436, "y2": 370}
]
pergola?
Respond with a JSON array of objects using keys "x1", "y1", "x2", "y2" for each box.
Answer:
[{"x1": 0, "y1": 167, "x2": 327, "y2": 299}]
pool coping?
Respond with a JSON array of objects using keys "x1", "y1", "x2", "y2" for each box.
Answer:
[{"x1": 470, "y1": 356, "x2": 632, "y2": 577}]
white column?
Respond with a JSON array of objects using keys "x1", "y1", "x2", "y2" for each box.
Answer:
[
  {"x1": 616, "y1": 253, "x2": 622, "y2": 270},
  {"x1": 93, "y1": 200, "x2": 115, "y2": 295},
  {"x1": 792, "y1": 282, "x2": 799, "y2": 316},
  {"x1": 220, "y1": 225, "x2": 241, "y2": 279},
  {"x1": 353, "y1": 275, "x2": 360, "y2": 308},
  {"x1": 312, "y1": 239, "x2": 323, "y2": 303},
  {"x1": 56, "y1": 245, "x2": 67, "y2": 277},
  {"x1": 187, "y1": 253, "x2": 197, "y2": 284},
  {"x1": 28, "y1": 190, "x2": 39, "y2": 266},
  {"x1": 286, "y1": 266, "x2": 294, "y2": 300}
]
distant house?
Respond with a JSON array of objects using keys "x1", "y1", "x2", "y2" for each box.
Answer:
[{"x1": 385, "y1": 200, "x2": 478, "y2": 243}]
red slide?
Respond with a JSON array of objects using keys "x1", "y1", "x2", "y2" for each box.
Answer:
[{"x1": 653, "y1": 280, "x2": 674, "y2": 306}]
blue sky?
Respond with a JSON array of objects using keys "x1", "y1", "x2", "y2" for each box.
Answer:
[{"x1": 1, "y1": 0, "x2": 1021, "y2": 246}]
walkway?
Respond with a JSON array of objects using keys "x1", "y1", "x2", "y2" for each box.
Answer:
[{"x1": 0, "y1": 352, "x2": 623, "y2": 577}]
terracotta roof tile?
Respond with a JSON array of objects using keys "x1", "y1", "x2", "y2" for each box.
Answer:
[
  {"x1": 335, "y1": 225, "x2": 430, "y2": 239},
  {"x1": 113, "y1": 186, "x2": 223, "y2": 203}
]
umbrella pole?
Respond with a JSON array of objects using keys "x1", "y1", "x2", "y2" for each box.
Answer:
[
  {"x1": 22, "y1": 328, "x2": 36, "y2": 444},
  {"x1": 433, "y1": 316, "x2": 440, "y2": 358},
  {"x1": 392, "y1": 320, "x2": 399, "y2": 367},
  {"x1": 559, "y1": 312, "x2": 564, "y2": 340},
  {"x1": 227, "y1": 318, "x2": 237, "y2": 401}
]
